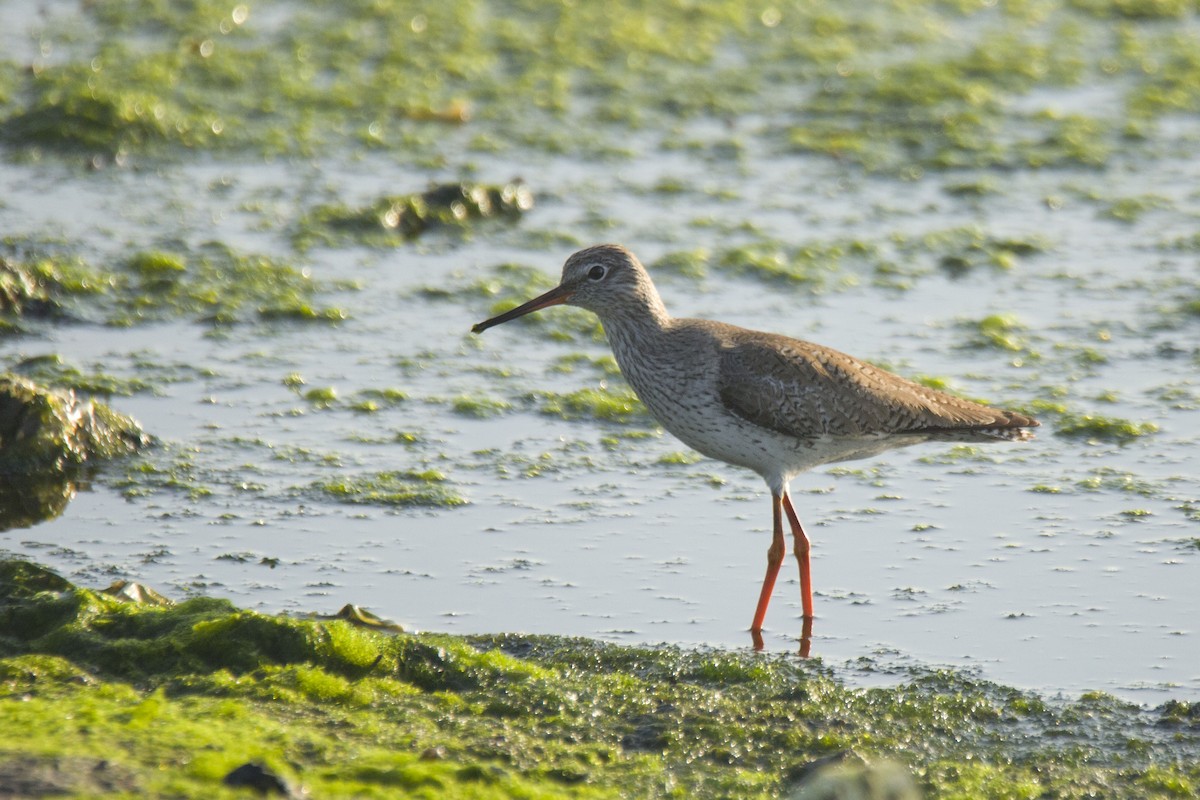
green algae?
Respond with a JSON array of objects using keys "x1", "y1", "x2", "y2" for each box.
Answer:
[
  {"x1": 7, "y1": 352, "x2": 216, "y2": 398},
  {"x1": 715, "y1": 240, "x2": 865, "y2": 289},
  {"x1": 1076, "y1": 467, "x2": 1160, "y2": 495},
  {"x1": 900, "y1": 226, "x2": 1051, "y2": 277},
  {"x1": 282, "y1": 372, "x2": 306, "y2": 390},
  {"x1": 128, "y1": 250, "x2": 186, "y2": 276},
  {"x1": 962, "y1": 314, "x2": 1036, "y2": 354},
  {"x1": 303, "y1": 386, "x2": 338, "y2": 409},
  {"x1": 651, "y1": 249, "x2": 711, "y2": 280},
  {"x1": 451, "y1": 393, "x2": 513, "y2": 419},
  {"x1": 648, "y1": 227, "x2": 1048, "y2": 295},
  {"x1": 658, "y1": 451, "x2": 703, "y2": 466},
  {"x1": 111, "y1": 245, "x2": 349, "y2": 326},
  {"x1": 9, "y1": 354, "x2": 156, "y2": 396},
  {"x1": 964, "y1": 311, "x2": 1022, "y2": 350},
  {"x1": 0, "y1": 254, "x2": 107, "y2": 326},
  {"x1": 312, "y1": 470, "x2": 467, "y2": 508},
  {"x1": 1023, "y1": 399, "x2": 1161, "y2": 443},
  {"x1": 1056, "y1": 411, "x2": 1160, "y2": 442},
  {"x1": 2, "y1": 60, "x2": 219, "y2": 155},
  {"x1": 3, "y1": 241, "x2": 348, "y2": 328},
  {"x1": 107, "y1": 445, "x2": 216, "y2": 502},
  {"x1": 350, "y1": 388, "x2": 409, "y2": 414},
  {"x1": 2, "y1": 0, "x2": 1192, "y2": 175},
  {"x1": 1070, "y1": 0, "x2": 1196, "y2": 18},
  {"x1": 549, "y1": 353, "x2": 622, "y2": 377},
  {"x1": 1103, "y1": 194, "x2": 1174, "y2": 222},
  {"x1": 1, "y1": 559, "x2": 1196, "y2": 799},
  {"x1": 789, "y1": 24, "x2": 1098, "y2": 171},
  {"x1": 536, "y1": 384, "x2": 649, "y2": 424}
]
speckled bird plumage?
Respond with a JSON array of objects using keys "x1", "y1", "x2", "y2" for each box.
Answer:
[
  {"x1": 555, "y1": 245, "x2": 1035, "y2": 494},
  {"x1": 472, "y1": 243, "x2": 1038, "y2": 635}
]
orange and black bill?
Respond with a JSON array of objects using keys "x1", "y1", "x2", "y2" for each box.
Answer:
[{"x1": 471, "y1": 284, "x2": 574, "y2": 334}]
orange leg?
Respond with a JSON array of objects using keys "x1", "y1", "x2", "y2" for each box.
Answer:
[
  {"x1": 750, "y1": 493, "x2": 786, "y2": 635},
  {"x1": 782, "y1": 493, "x2": 814, "y2": 619}
]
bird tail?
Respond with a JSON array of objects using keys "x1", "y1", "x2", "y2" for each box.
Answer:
[{"x1": 913, "y1": 409, "x2": 1039, "y2": 442}]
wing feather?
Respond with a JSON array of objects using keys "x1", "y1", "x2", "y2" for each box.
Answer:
[{"x1": 717, "y1": 334, "x2": 1036, "y2": 440}]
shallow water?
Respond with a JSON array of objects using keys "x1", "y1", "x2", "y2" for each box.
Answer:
[{"x1": 2, "y1": 0, "x2": 1198, "y2": 705}]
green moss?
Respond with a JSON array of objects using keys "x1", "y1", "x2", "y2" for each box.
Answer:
[
  {"x1": 1069, "y1": 0, "x2": 1194, "y2": 19},
  {"x1": 1, "y1": 254, "x2": 106, "y2": 324},
  {"x1": 303, "y1": 386, "x2": 338, "y2": 408},
  {"x1": 105, "y1": 445, "x2": 222, "y2": 502},
  {"x1": 357, "y1": 388, "x2": 409, "y2": 405},
  {"x1": 128, "y1": 251, "x2": 186, "y2": 276},
  {"x1": 792, "y1": 26, "x2": 1094, "y2": 171},
  {"x1": 652, "y1": 249, "x2": 711, "y2": 279},
  {"x1": 0, "y1": 559, "x2": 1197, "y2": 799},
  {"x1": 312, "y1": 470, "x2": 467, "y2": 508},
  {"x1": 901, "y1": 226, "x2": 1051, "y2": 277},
  {"x1": 715, "y1": 240, "x2": 856, "y2": 287},
  {"x1": 257, "y1": 303, "x2": 348, "y2": 323},
  {"x1": 963, "y1": 314, "x2": 1032, "y2": 353},
  {"x1": 1075, "y1": 467, "x2": 1158, "y2": 495},
  {"x1": 658, "y1": 451, "x2": 702, "y2": 465},
  {"x1": 1055, "y1": 412, "x2": 1159, "y2": 442},
  {"x1": 1121, "y1": 27, "x2": 1200, "y2": 118},
  {"x1": 10, "y1": 356, "x2": 155, "y2": 396},
  {"x1": 1104, "y1": 194, "x2": 1174, "y2": 222},
  {"x1": 537, "y1": 385, "x2": 648, "y2": 423},
  {"x1": 1, "y1": 60, "x2": 218, "y2": 154},
  {"x1": 550, "y1": 353, "x2": 622, "y2": 377},
  {"x1": 451, "y1": 394, "x2": 512, "y2": 418},
  {"x1": 7, "y1": 242, "x2": 348, "y2": 328},
  {"x1": 1136, "y1": 765, "x2": 1197, "y2": 795},
  {"x1": 0, "y1": 0, "x2": 1194, "y2": 177}
]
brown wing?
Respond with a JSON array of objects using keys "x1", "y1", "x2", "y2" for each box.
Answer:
[{"x1": 717, "y1": 334, "x2": 1037, "y2": 440}]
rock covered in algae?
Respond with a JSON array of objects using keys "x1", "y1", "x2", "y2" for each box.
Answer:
[
  {"x1": 296, "y1": 180, "x2": 534, "y2": 247},
  {"x1": 0, "y1": 257, "x2": 60, "y2": 322},
  {"x1": 0, "y1": 373, "x2": 149, "y2": 474},
  {"x1": 0, "y1": 374, "x2": 149, "y2": 530}
]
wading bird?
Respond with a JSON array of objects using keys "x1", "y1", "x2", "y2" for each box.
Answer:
[{"x1": 472, "y1": 245, "x2": 1037, "y2": 648}]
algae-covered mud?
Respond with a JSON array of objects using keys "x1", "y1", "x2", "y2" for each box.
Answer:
[
  {"x1": 1, "y1": 560, "x2": 1197, "y2": 799},
  {"x1": 1, "y1": 0, "x2": 1198, "y2": 722}
]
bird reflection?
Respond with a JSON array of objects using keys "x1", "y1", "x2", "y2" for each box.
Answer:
[{"x1": 750, "y1": 615, "x2": 813, "y2": 657}]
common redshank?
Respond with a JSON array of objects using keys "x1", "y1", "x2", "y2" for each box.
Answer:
[{"x1": 472, "y1": 244, "x2": 1038, "y2": 643}]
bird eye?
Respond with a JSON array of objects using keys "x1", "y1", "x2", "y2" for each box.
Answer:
[{"x1": 587, "y1": 264, "x2": 606, "y2": 281}]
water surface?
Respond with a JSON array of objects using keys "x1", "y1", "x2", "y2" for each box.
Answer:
[{"x1": 2, "y1": 0, "x2": 1197, "y2": 704}]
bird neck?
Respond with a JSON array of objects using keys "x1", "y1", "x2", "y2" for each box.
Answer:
[{"x1": 598, "y1": 293, "x2": 673, "y2": 364}]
